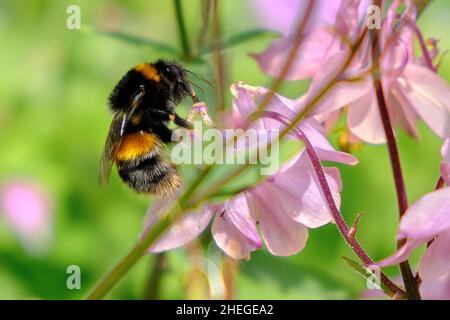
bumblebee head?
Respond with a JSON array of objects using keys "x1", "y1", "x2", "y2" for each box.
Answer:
[
  {"x1": 154, "y1": 60, "x2": 192, "y2": 102},
  {"x1": 154, "y1": 60, "x2": 187, "y2": 84}
]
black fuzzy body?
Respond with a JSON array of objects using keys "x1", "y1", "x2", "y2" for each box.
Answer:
[{"x1": 107, "y1": 60, "x2": 192, "y2": 195}]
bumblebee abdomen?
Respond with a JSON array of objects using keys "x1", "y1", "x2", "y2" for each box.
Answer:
[
  {"x1": 114, "y1": 132, "x2": 181, "y2": 196},
  {"x1": 115, "y1": 132, "x2": 160, "y2": 162},
  {"x1": 117, "y1": 155, "x2": 181, "y2": 196}
]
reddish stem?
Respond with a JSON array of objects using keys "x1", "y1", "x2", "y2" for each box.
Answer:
[
  {"x1": 370, "y1": 1, "x2": 421, "y2": 299},
  {"x1": 373, "y1": 80, "x2": 421, "y2": 300}
]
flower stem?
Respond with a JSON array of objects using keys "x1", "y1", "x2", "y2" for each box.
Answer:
[
  {"x1": 143, "y1": 253, "x2": 166, "y2": 299},
  {"x1": 86, "y1": 214, "x2": 173, "y2": 300},
  {"x1": 370, "y1": 2, "x2": 421, "y2": 298},
  {"x1": 173, "y1": 0, "x2": 191, "y2": 60},
  {"x1": 262, "y1": 110, "x2": 404, "y2": 297},
  {"x1": 85, "y1": 166, "x2": 212, "y2": 299},
  {"x1": 373, "y1": 80, "x2": 421, "y2": 300}
]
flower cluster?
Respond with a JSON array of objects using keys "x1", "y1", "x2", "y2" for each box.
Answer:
[
  {"x1": 140, "y1": 0, "x2": 450, "y2": 300},
  {"x1": 145, "y1": 82, "x2": 357, "y2": 259},
  {"x1": 253, "y1": 0, "x2": 450, "y2": 143}
]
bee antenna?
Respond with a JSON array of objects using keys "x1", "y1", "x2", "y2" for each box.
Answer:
[
  {"x1": 184, "y1": 69, "x2": 214, "y2": 88},
  {"x1": 187, "y1": 79, "x2": 206, "y2": 93}
]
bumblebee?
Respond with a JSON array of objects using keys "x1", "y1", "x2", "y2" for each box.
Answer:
[{"x1": 100, "y1": 60, "x2": 197, "y2": 196}]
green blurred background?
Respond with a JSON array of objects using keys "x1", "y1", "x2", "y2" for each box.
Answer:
[{"x1": 0, "y1": 0, "x2": 449, "y2": 299}]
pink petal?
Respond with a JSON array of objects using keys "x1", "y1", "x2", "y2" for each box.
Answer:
[
  {"x1": 419, "y1": 273, "x2": 450, "y2": 300},
  {"x1": 398, "y1": 188, "x2": 450, "y2": 240},
  {"x1": 249, "y1": 186, "x2": 309, "y2": 256},
  {"x1": 222, "y1": 194, "x2": 261, "y2": 247},
  {"x1": 419, "y1": 230, "x2": 450, "y2": 280},
  {"x1": 230, "y1": 83, "x2": 358, "y2": 166},
  {"x1": 335, "y1": 0, "x2": 371, "y2": 37},
  {"x1": 347, "y1": 87, "x2": 387, "y2": 144},
  {"x1": 380, "y1": 0, "x2": 402, "y2": 49},
  {"x1": 376, "y1": 238, "x2": 424, "y2": 267},
  {"x1": 442, "y1": 138, "x2": 450, "y2": 163},
  {"x1": 249, "y1": 0, "x2": 305, "y2": 35},
  {"x1": 251, "y1": 27, "x2": 343, "y2": 81},
  {"x1": 144, "y1": 198, "x2": 214, "y2": 253},
  {"x1": 441, "y1": 138, "x2": 450, "y2": 185},
  {"x1": 267, "y1": 154, "x2": 340, "y2": 228},
  {"x1": 442, "y1": 163, "x2": 450, "y2": 187},
  {"x1": 388, "y1": 83, "x2": 420, "y2": 139},
  {"x1": 320, "y1": 109, "x2": 341, "y2": 134},
  {"x1": 397, "y1": 64, "x2": 450, "y2": 139},
  {"x1": 378, "y1": 188, "x2": 450, "y2": 268},
  {"x1": 382, "y1": 0, "x2": 416, "y2": 59},
  {"x1": 212, "y1": 202, "x2": 262, "y2": 261},
  {"x1": 299, "y1": 119, "x2": 359, "y2": 165},
  {"x1": 230, "y1": 82, "x2": 296, "y2": 130},
  {"x1": 250, "y1": 0, "x2": 344, "y2": 35},
  {"x1": 306, "y1": 51, "x2": 372, "y2": 117}
]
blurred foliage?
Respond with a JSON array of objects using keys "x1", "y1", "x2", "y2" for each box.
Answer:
[{"x1": 0, "y1": 0, "x2": 449, "y2": 300}]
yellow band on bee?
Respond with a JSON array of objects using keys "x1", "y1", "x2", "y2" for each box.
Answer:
[
  {"x1": 135, "y1": 63, "x2": 161, "y2": 82},
  {"x1": 116, "y1": 132, "x2": 158, "y2": 162}
]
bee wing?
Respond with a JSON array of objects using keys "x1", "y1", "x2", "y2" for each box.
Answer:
[
  {"x1": 99, "y1": 112, "x2": 127, "y2": 185},
  {"x1": 99, "y1": 85, "x2": 146, "y2": 185}
]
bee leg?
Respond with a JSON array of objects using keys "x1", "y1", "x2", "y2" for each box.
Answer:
[
  {"x1": 172, "y1": 113, "x2": 193, "y2": 129},
  {"x1": 152, "y1": 123, "x2": 173, "y2": 143},
  {"x1": 148, "y1": 108, "x2": 172, "y2": 120}
]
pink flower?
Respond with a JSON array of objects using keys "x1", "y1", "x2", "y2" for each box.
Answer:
[
  {"x1": 251, "y1": 0, "x2": 369, "y2": 80},
  {"x1": 144, "y1": 193, "x2": 262, "y2": 261},
  {"x1": 340, "y1": 0, "x2": 450, "y2": 143},
  {"x1": 253, "y1": 0, "x2": 450, "y2": 144},
  {"x1": 143, "y1": 83, "x2": 357, "y2": 260},
  {"x1": 0, "y1": 180, "x2": 52, "y2": 253}
]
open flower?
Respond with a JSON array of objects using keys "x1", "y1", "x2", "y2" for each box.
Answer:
[
  {"x1": 251, "y1": 0, "x2": 369, "y2": 80},
  {"x1": 143, "y1": 83, "x2": 357, "y2": 260},
  {"x1": 253, "y1": 0, "x2": 450, "y2": 143},
  {"x1": 335, "y1": 0, "x2": 450, "y2": 143}
]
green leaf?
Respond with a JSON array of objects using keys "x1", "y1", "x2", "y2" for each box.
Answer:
[
  {"x1": 81, "y1": 26, "x2": 179, "y2": 56},
  {"x1": 341, "y1": 256, "x2": 395, "y2": 297},
  {"x1": 199, "y1": 29, "x2": 279, "y2": 55}
]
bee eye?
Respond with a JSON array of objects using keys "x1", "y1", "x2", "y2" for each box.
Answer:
[{"x1": 166, "y1": 67, "x2": 171, "y2": 73}]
